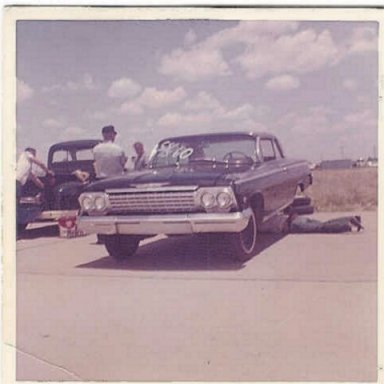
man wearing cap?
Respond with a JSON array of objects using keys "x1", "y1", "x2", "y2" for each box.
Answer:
[{"x1": 93, "y1": 125, "x2": 127, "y2": 179}]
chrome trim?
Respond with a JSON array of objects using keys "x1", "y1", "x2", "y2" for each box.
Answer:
[
  {"x1": 77, "y1": 208, "x2": 253, "y2": 235},
  {"x1": 106, "y1": 185, "x2": 198, "y2": 193},
  {"x1": 103, "y1": 185, "x2": 237, "y2": 214},
  {"x1": 108, "y1": 190, "x2": 197, "y2": 213},
  {"x1": 37, "y1": 210, "x2": 78, "y2": 221}
]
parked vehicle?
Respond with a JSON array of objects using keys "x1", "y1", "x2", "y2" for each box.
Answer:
[
  {"x1": 17, "y1": 139, "x2": 100, "y2": 231},
  {"x1": 77, "y1": 132, "x2": 312, "y2": 261}
]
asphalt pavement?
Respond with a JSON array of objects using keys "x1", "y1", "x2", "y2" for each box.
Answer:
[{"x1": 14, "y1": 212, "x2": 378, "y2": 381}]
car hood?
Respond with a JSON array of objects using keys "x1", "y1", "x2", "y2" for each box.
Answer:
[{"x1": 85, "y1": 166, "x2": 245, "y2": 192}]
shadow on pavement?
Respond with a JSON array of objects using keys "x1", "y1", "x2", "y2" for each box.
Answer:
[
  {"x1": 17, "y1": 224, "x2": 59, "y2": 240},
  {"x1": 77, "y1": 232, "x2": 286, "y2": 271}
]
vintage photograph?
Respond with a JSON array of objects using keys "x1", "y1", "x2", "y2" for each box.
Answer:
[{"x1": 3, "y1": 6, "x2": 380, "y2": 382}]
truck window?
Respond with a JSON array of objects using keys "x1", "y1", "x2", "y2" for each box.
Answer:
[
  {"x1": 52, "y1": 150, "x2": 69, "y2": 163},
  {"x1": 76, "y1": 149, "x2": 94, "y2": 161},
  {"x1": 52, "y1": 148, "x2": 94, "y2": 162}
]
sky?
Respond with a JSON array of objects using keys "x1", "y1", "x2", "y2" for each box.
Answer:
[{"x1": 16, "y1": 19, "x2": 378, "y2": 163}]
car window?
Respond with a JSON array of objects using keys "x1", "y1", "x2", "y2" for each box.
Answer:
[{"x1": 260, "y1": 139, "x2": 276, "y2": 161}]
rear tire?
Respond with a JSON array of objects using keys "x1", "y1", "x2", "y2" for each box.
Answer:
[
  {"x1": 228, "y1": 209, "x2": 258, "y2": 262},
  {"x1": 104, "y1": 235, "x2": 140, "y2": 261}
]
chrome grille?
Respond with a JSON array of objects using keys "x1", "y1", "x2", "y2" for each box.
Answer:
[{"x1": 106, "y1": 186, "x2": 198, "y2": 213}]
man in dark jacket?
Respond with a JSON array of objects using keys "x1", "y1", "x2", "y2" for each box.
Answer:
[{"x1": 288, "y1": 214, "x2": 363, "y2": 233}]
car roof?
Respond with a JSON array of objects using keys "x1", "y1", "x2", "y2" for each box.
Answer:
[
  {"x1": 49, "y1": 139, "x2": 101, "y2": 152},
  {"x1": 159, "y1": 131, "x2": 276, "y2": 142}
]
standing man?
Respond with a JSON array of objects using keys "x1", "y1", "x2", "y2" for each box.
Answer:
[
  {"x1": 16, "y1": 147, "x2": 54, "y2": 200},
  {"x1": 132, "y1": 141, "x2": 148, "y2": 171},
  {"x1": 93, "y1": 125, "x2": 127, "y2": 178}
]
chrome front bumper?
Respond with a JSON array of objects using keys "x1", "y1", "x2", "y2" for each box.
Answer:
[{"x1": 77, "y1": 208, "x2": 252, "y2": 235}]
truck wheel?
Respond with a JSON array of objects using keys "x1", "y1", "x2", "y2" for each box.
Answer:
[
  {"x1": 104, "y1": 235, "x2": 140, "y2": 261},
  {"x1": 228, "y1": 209, "x2": 258, "y2": 262}
]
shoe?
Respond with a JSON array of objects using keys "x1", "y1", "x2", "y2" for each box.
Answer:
[{"x1": 350, "y1": 216, "x2": 364, "y2": 232}]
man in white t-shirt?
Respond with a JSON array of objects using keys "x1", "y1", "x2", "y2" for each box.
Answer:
[
  {"x1": 16, "y1": 147, "x2": 54, "y2": 200},
  {"x1": 93, "y1": 125, "x2": 127, "y2": 178}
]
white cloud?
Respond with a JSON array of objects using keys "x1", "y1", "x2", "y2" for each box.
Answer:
[
  {"x1": 108, "y1": 77, "x2": 142, "y2": 98},
  {"x1": 159, "y1": 47, "x2": 230, "y2": 82},
  {"x1": 184, "y1": 29, "x2": 197, "y2": 46},
  {"x1": 138, "y1": 87, "x2": 187, "y2": 108},
  {"x1": 206, "y1": 21, "x2": 299, "y2": 49},
  {"x1": 42, "y1": 118, "x2": 65, "y2": 128},
  {"x1": 157, "y1": 98, "x2": 265, "y2": 134},
  {"x1": 237, "y1": 29, "x2": 340, "y2": 79},
  {"x1": 140, "y1": 87, "x2": 187, "y2": 108},
  {"x1": 342, "y1": 109, "x2": 376, "y2": 127},
  {"x1": 183, "y1": 92, "x2": 223, "y2": 112},
  {"x1": 42, "y1": 73, "x2": 98, "y2": 93},
  {"x1": 87, "y1": 110, "x2": 109, "y2": 120},
  {"x1": 160, "y1": 21, "x2": 378, "y2": 83},
  {"x1": 159, "y1": 21, "x2": 346, "y2": 81},
  {"x1": 17, "y1": 79, "x2": 34, "y2": 102},
  {"x1": 277, "y1": 106, "x2": 377, "y2": 144},
  {"x1": 157, "y1": 112, "x2": 213, "y2": 128},
  {"x1": 119, "y1": 101, "x2": 144, "y2": 115},
  {"x1": 59, "y1": 126, "x2": 87, "y2": 141},
  {"x1": 277, "y1": 106, "x2": 335, "y2": 135},
  {"x1": 119, "y1": 86, "x2": 187, "y2": 115},
  {"x1": 342, "y1": 78, "x2": 358, "y2": 91},
  {"x1": 224, "y1": 104, "x2": 256, "y2": 120},
  {"x1": 348, "y1": 26, "x2": 378, "y2": 54},
  {"x1": 265, "y1": 74, "x2": 300, "y2": 92},
  {"x1": 160, "y1": 21, "x2": 297, "y2": 81}
]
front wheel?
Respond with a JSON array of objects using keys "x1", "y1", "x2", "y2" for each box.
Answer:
[
  {"x1": 227, "y1": 209, "x2": 258, "y2": 262},
  {"x1": 104, "y1": 235, "x2": 140, "y2": 261}
]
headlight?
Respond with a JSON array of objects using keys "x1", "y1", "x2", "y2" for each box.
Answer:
[
  {"x1": 217, "y1": 191, "x2": 232, "y2": 208},
  {"x1": 197, "y1": 187, "x2": 237, "y2": 212},
  {"x1": 79, "y1": 193, "x2": 109, "y2": 215},
  {"x1": 94, "y1": 195, "x2": 107, "y2": 210},
  {"x1": 82, "y1": 196, "x2": 94, "y2": 211},
  {"x1": 201, "y1": 192, "x2": 216, "y2": 209}
]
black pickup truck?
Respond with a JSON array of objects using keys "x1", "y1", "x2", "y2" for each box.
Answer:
[
  {"x1": 17, "y1": 139, "x2": 100, "y2": 231},
  {"x1": 77, "y1": 132, "x2": 312, "y2": 261}
]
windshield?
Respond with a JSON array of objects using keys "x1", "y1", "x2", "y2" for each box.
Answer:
[{"x1": 149, "y1": 135, "x2": 256, "y2": 168}]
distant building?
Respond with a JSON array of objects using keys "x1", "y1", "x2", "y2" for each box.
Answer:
[
  {"x1": 355, "y1": 158, "x2": 366, "y2": 168},
  {"x1": 366, "y1": 157, "x2": 378, "y2": 167},
  {"x1": 354, "y1": 157, "x2": 378, "y2": 168},
  {"x1": 319, "y1": 159, "x2": 354, "y2": 170}
]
